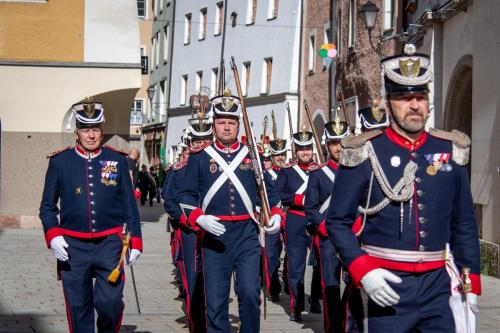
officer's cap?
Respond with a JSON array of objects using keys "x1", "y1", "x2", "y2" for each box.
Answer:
[
  {"x1": 358, "y1": 103, "x2": 389, "y2": 130},
  {"x1": 292, "y1": 127, "x2": 314, "y2": 147},
  {"x1": 381, "y1": 44, "x2": 431, "y2": 96},
  {"x1": 210, "y1": 89, "x2": 242, "y2": 119},
  {"x1": 188, "y1": 116, "x2": 213, "y2": 139},
  {"x1": 72, "y1": 97, "x2": 105, "y2": 129},
  {"x1": 269, "y1": 138, "x2": 288, "y2": 155},
  {"x1": 324, "y1": 118, "x2": 350, "y2": 141}
]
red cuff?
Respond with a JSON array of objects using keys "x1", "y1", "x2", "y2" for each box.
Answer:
[
  {"x1": 318, "y1": 220, "x2": 328, "y2": 238},
  {"x1": 293, "y1": 194, "x2": 305, "y2": 207},
  {"x1": 180, "y1": 214, "x2": 188, "y2": 227},
  {"x1": 129, "y1": 237, "x2": 143, "y2": 252},
  {"x1": 348, "y1": 254, "x2": 380, "y2": 287},
  {"x1": 270, "y1": 206, "x2": 286, "y2": 221},
  {"x1": 188, "y1": 208, "x2": 204, "y2": 229},
  {"x1": 45, "y1": 227, "x2": 63, "y2": 248},
  {"x1": 470, "y1": 273, "x2": 481, "y2": 295},
  {"x1": 352, "y1": 215, "x2": 363, "y2": 236}
]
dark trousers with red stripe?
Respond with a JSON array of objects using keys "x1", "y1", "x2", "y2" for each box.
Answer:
[
  {"x1": 315, "y1": 236, "x2": 343, "y2": 332},
  {"x1": 264, "y1": 232, "x2": 282, "y2": 297},
  {"x1": 202, "y1": 220, "x2": 261, "y2": 333},
  {"x1": 59, "y1": 234, "x2": 124, "y2": 333},
  {"x1": 368, "y1": 268, "x2": 454, "y2": 332},
  {"x1": 179, "y1": 228, "x2": 206, "y2": 333},
  {"x1": 284, "y1": 211, "x2": 312, "y2": 315}
]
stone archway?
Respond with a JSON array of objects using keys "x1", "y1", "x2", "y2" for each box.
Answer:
[
  {"x1": 443, "y1": 55, "x2": 473, "y2": 179},
  {"x1": 444, "y1": 55, "x2": 473, "y2": 136}
]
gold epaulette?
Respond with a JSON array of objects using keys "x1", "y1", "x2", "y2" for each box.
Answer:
[
  {"x1": 340, "y1": 130, "x2": 383, "y2": 167},
  {"x1": 102, "y1": 144, "x2": 129, "y2": 156},
  {"x1": 46, "y1": 146, "x2": 71, "y2": 159},
  {"x1": 428, "y1": 128, "x2": 471, "y2": 165}
]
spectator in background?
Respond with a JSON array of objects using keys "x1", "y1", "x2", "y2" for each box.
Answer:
[{"x1": 127, "y1": 148, "x2": 140, "y2": 186}]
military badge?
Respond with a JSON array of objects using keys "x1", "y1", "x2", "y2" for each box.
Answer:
[
  {"x1": 222, "y1": 96, "x2": 234, "y2": 112},
  {"x1": 424, "y1": 153, "x2": 451, "y2": 176},
  {"x1": 82, "y1": 96, "x2": 96, "y2": 118},
  {"x1": 100, "y1": 160, "x2": 118, "y2": 186},
  {"x1": 210, "y1": 163, "x2": 218, "y2": 173},
  {"x1": 399, "y1": 58, "x2": 420, "y2": 78},
  {"x1": 75, "y1": 187, "x2": 82, "y2": 195}
]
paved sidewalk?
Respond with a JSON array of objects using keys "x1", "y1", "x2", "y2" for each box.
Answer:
[{"x1": 0, "y1": 204, "x2": 499, "y2": 332}]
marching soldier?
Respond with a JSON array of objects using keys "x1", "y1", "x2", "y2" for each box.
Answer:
[
  {"x1": 327, "y1": 44, "x2": 481, "y2": 332},
  {"x1": 263, "y1": 138, "x2": 288, "y2": 302},
  {"x1": 39, "y1": 98, "x2": 142, "y2": 333},
  {"x1": 275, "y1": 128, "x2": 321, "y2": 321},
  {"x1": 304, "y1": 117, "x2": 350, "y2": 332},
  {"x1": 177, "y1": 92, "x2": 284, "y2": 333},
  {"x1": 163, "y1": 116, "x2": 213, "y2": 333}
]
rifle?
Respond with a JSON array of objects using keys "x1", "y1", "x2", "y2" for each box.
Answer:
[
  {"x1": 338, "y1": 88, "x2": 351, "y2": 128},
  {"x1": 262, "y1": 115, "x2": 268, "y2": 149},
  {"x1": 303, "y1": 100, "x2": 325, "y2": 164},
  {"x1": 271, "y1": 110, "x2": 278, "y2": 140},
  {"x1": 230, "y1": 57, "x2": 271, "y2": 319},
  {"x1": 285, "y1": 101, "x2": 296, "y2": 160}
]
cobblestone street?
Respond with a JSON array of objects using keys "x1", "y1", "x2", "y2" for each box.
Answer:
[{"x1": 1, "y1": 204, "x2": 499, "y2": 332}]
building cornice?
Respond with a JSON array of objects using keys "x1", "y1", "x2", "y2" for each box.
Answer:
[
  {"x1": 0, "y1": 60, "x2": 142, "y2": 69},
  {"x1": 167, "y1": 92, "x2": 298, "y2": 117}
]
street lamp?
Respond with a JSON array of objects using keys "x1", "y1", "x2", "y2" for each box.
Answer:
[
  {"x1": 147, "y1": 86, "x2": 155, "y2": 122},
  {"x1": 360, "y1": 1, "x2": 379, "y2": 31}
]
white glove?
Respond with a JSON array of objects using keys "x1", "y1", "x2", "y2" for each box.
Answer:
[
  {"x1": 467, "y1": 293, "x2": 478, "y2": 313},
  {"x1": 361, "y1": 268, "x2": 402, "y2": 307},
  {"x1": 127, "y1": 249, "x2": 142, "y2": 266},
  {"x1": 196, "y1": 215, "x2": 226, "y2": 236},
  {"x1": 50, "y1": 236, "x2": 69, "y2": 261},
  {"x1": 264, "y1": 214, "x2": 281, "y2": 234}
]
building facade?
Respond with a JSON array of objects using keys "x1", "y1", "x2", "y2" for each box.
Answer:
[
  {"x1": 0, "y1": 0, "x2": 142, "y2": 226},
  {"x1": 143, "y1": 0, "x2": 176, "y2": 167},
  {"x1": 165, "y1": 0, "x2": 302, "y2": 161},
  {"x1": 407, "y1": 0, "x2": 500, "y2": 259}
]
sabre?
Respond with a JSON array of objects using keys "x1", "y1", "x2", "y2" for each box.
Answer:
[{"x1": 127, "y1": 246, "x2": 141, "y2": 314}]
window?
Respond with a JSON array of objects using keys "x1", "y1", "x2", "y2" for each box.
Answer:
[
  {"x1": 184, "y1": 13, "x2": 192, "y2": 45},
  {"x1": 211, "y1": 68, "x2": 219, "y2": 97},
  {"x1": 140, "y1": 46, "x2": 148, "y2": 74},
  {"x1": 181, "y1": 75, "x2": 188, "y2": 105},
  {"x1": 324, "y1": 23, "x2": 331, "y2": 44},
  {"x1": 383, "y1": 0, "x2": 395, "y2": 32},
  {"x1": 268, "y1": 0, "x2": 279, "y2": 19},
  {"x1": 196, "y1": 71, "x2": 203, "y2": 93},
  {"x1": 199, "y1": 8, "x2": 207, "y2": 40},
  {"x1": 131, "y1": 100, "x2": 144, "y2": 125},
  {"x1": 163, "y1": 25, "x2": 169, "y2": 62},
  {"x1": 155, "y1": 33, "x2": 160, "y2": 67},
  {"x1": 231, "y1": 12, "x2": 237, "y2": 28},
  {"x1": 137, "y1": 0, "x2": 146, "y2": 19},
  {"x1": 261, "y1": 58, "x2": 272, "y2": 94},
  {"x1": 160, "y1": 80, "x2": 167, "y2": 118},
  {"x1": 151, "y1": 36, "x2": 156, "y2": 71},
  {"x1": 308, "y1": 34, "x2": 315, "y2": 73},
  {"x1": 242, "y1": 62, "x2": 251, "y2": 96},
  {"x1": 348, "y1": 0, "x2": 355, "y2": 49},
  {"x1": 215, "y1": 2, "x2": 224, "y2": 35},
  {"x1": 246, "y1": 0, "x2": 257, "y2": 25}
]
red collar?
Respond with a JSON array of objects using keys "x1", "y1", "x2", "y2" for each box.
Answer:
[
  {"x1": 297, "y1": 162, "x2": 313, "y2": 170},
  {"x1": 214, "y1": 139, "x2": 240, "y2": 153},
  {"x1": 75, "y1": 144, "x2": 101, "y2": 159},
  {"x1": 385, "y1": 127, "x2": 427, "y2": 151},
  {"x1": 328, "y1": 160, "x2": 339, "y2": 170},
  {"x1": 272, "y1": 166, "x2": 281, "y2": 171}
]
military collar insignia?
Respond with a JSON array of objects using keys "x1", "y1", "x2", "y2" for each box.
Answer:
[
  {"x1": 214, "y1": 140, "x2": 241, "y2": 154},
  {"x1": 385, "y1": 127, "x2": 427, "y2": 150},
  {"x1": 75, "y1": 145, "x2": 102, "y2": 159}
]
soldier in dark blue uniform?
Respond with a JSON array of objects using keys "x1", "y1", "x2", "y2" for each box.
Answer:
[
  {"x1": 275, "y1": 128, "x2": 322, "y2": 321},
  {"x1": 356, "y1": 98, "x2": 389, "y2": 133},
  {"x1": 163, "y1": 116, "x2": 213, "y2": 333},
  {"x1": 39, "y1": 97, "x2": 142, "y2": 333},
  {"x1": 263, "y1": 138, "x2": 288, "y2": 302},
  {"x1": 326, "y1": 44, "x2": 481, "y2": 332},
  {"x1": 305, "y1": 117, "x2": 350, "y2": 332},
  {"x1": 177, "y1": 92, "x2": 284, "y2": 333}
]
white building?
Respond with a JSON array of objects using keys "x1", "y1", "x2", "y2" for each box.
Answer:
[
  {"x1": 408, "y1": 0, "x2": 500, "y2": 250},
  {"x1": 166, "y1": 0, "x2": 302, "y2": 160}
]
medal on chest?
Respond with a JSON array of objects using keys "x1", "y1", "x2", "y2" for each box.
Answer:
[
  {"x1": 100, "y1": 160, "x2": 119, "y2": 186},
  {"x1": 424, "y1": 153, "x2": 451, "y2": 176}
]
